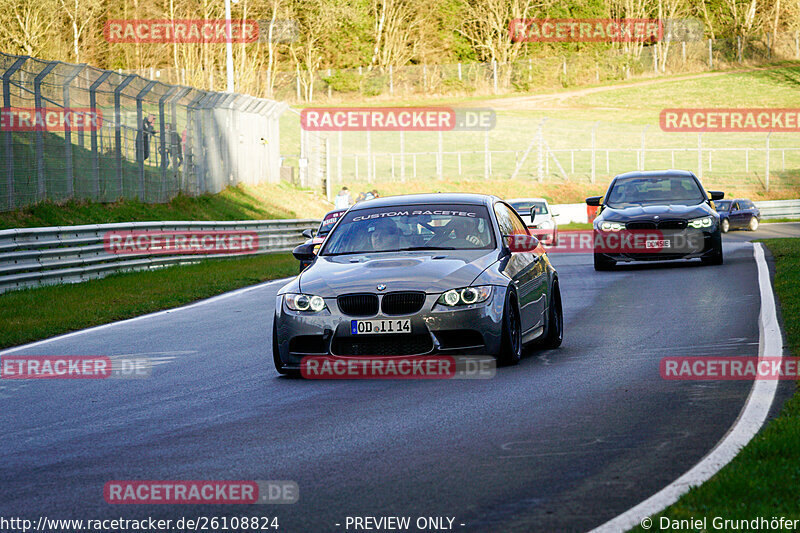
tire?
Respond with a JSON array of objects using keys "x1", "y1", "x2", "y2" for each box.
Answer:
[
  {"x1": 272, "y1": 317, "x2": 299, "y2": 377},
  {"x1": 497, "y1": 289, "x2": 523, "y2": 366},
  {"x1": 538, "y1": 281, "x2": 563, "y2": 349},
  {"x1": 749, "y1": 217, "x2": 759, "y2": 231},
  {"x1": 594, "y1": 253, "x2": 615, "y2": 271},
  {"x1": 721, "y1": 218, "x2": 730, "y2": 233},
  {"x1": 702, "y1": 244, "x2": 724, "y2": 266}
]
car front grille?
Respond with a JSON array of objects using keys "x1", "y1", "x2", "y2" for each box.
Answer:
[
  {"x1": 332, "y1": 334, "x2": 433, "y2": 356},
  {"x1": 381, "y1": 292, "x2": 426, "y2": 315},
  {"x1": 337, "y1": 294, "x2": 379, "y2": 317},
  {"x1": 626, "y1": 220, "x2": 688, "y2": 230}
]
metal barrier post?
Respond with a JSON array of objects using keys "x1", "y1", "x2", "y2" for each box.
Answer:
[
  {"x1": 135, "y1": 80, "x2": 158, "y2": 200},
  {"x1": 89, "y1": 71, "x2": 112, "y2": 200},
  {"x1": 2, "y1": 55, "x2": 28, "y2": 209},
  {"x1": 62, "y1": 64, "x2": 86, "y2": 199},
  {"x1": 114, "y1": 74, "x2": 137, "y2": 198},
  {"x1": 33, "y1": 61, "x2": 58, "y2": 201}
]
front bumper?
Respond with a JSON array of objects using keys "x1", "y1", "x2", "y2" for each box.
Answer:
[
  {"x1": 273, "y1": 288, "x2": 508, "y2": 369},
  {"x1": 594, "y1": 227, "x2": 721, "y2": 262}
]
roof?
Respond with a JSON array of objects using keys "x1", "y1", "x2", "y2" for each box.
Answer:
[
  {"x1": 507, "y1": 198, "x2": 548, "y2": 203},
  {"x1": 613, "y1": 169, "x2": 697, "y2": 180},
  {"x1": 349, "y1": 193, "x2": 499, "y2": 210}
]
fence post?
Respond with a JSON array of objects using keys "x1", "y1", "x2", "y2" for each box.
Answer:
[
  {"x1": 767, "y1": 33, "x2": 772, "y2": 60},
  {"x1": 458, "y1": 62, "x2": 462, "y2": 81},
  {"x1": 682, "y1": 42, "x2": 686, "y2": 65},
  {"x1": 765, "y1": 132, "x2": 771, "y2": 192},
  {"x1": 389, "y1": 65, "x2": 393, "y2": 96},
  {"x1": 158, "y1": 86, "x2": 179, "y2": 197},
  {"x1": 136, "y1": 80, "x2": 157, "y2": 201},
  {"x1": 89, "y1": 71, "x2": 112, "y2": 200},
  {"x1": 492, "y1": 60, "x2": 498, "y2": 94},
  {"x1": 62, "y1": 64, "x2": 85, "y2": 201},
  {"x1": 697, "y1": 133, "x2": 703, "y2": 179},
  {"x1": 327, "y1": 68, "x2": 332, "y2": 99},
  {"x1": 34, "y1": 62, "x2": 58, "y2": 202},
  {"x1": 114, "y1": 74, "x2": 137, "y2": 199},
  {"x1": 3, "y1": 56, "x2": 27, "y2": 209}
]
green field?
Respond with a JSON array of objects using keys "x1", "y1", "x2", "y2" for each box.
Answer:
[{"x1": 282, "y1": 64, "x2": 800, "y2": 203}]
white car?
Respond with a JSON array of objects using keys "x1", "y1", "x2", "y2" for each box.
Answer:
[{"x1": 507, "y1": 198, "x2": 558, "y2": 245}]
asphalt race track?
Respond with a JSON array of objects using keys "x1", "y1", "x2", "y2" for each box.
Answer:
[{"x1": 2, "y1": 223, "x2": 798, "y2": 532}]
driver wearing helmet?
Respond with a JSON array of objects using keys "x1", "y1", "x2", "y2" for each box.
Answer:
[{"x1": 369, "y1": 218, "x2": 402, "y2": 252}]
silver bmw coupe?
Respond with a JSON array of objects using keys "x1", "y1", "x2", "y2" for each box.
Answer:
[{"x1": 272, "y1": 193, "x2": 563, "y2": 375}]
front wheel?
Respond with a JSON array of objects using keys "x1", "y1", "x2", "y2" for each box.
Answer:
[
  {"x1": 497, "y1": 290, "x2": 522, "y2": 366},
  {"x1": 272, "y1": 317, "x2": 299, "y2": 376},
  {"x1": 748, "y1": 217, "x2": 759, "y2": 231},
  {"x1": 538, "y1": 281, "x2": 563, "y2": 349},
  {"x1": 721, "y1": 219, "x2": 730, "y2": 233}
]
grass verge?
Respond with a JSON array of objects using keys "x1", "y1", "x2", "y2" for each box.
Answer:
[
  {"x1": 628, "y1": 237, "x2": 800, "y2": 531},
  {"x1": 0, "y1": 253, "x2": 297, "y2": 349},
  {"x1": 0, "y1": 182, "x2": 332, "y2": 230}
]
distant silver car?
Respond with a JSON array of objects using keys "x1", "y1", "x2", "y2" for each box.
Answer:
[
  {"x1": 508, "y1": 198, "x2": 558, "y2": 244},
  {"x1": 272, "y1": 193, "x2": 563, "y2": 375}
]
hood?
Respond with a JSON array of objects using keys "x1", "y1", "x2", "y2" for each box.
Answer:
[
  {"x1": 600, "y1": 203, "x2": 714, "y2": 222},
  {"x1": 299, "y1": 250, "x2": 499, "y2": 296}
]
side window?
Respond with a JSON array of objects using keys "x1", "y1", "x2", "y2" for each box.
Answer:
[
  {"x1": 495, "y1": 203, "x2": 528, "y2": 235},
  {"x1": 732, "y1": 202, "x2": 740, "y2": 211},
  {"x1": 493, "y1": 203, "x2": 514, "y2": 236}
]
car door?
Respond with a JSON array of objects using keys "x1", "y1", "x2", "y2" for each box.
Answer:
[
  {"x1": 729, "y1": 201, "x2": 745, "y2": 228},
  {"x1": 494, "y1": 202, "x2": 546, "y2": 334}
]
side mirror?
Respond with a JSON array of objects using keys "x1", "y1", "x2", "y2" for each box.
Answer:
[
  {"x1": 529, "y1": 207, "x2": 537, "y2": 224},
  {"x1": 292, "y1": 242, "x2": 317, "y2": 262},
  {"x1": 586, "y1": 196, "x2": 602, "y2": 206},
  {"x1": 708, "y1": 191, "x2": 725, "y2": 201},
  {"x1": 504, "y1": 233, "x2": 540, "y2": 253},
  {"x1": 301, "y1": 228, "x2": 315, "y2": 239}
]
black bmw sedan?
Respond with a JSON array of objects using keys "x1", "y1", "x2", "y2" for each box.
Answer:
[{"x1": 586, "y1": 170, "x2": 724, "y2": 270}]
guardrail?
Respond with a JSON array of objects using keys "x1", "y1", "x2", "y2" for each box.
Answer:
[
  {"x1": 0, "y1": 219, "x2": 319, "y2": 294},
  {"x1": 753, "y1": 199, "x2": 800, "y2": 220}
]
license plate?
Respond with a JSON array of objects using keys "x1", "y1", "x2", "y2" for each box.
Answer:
[
  {"x1": 351, "y1": 319, "x2": 411, "y2": 335},
  {"x1": 645, "y1": 239, "x2": 671, "y2": 249}
]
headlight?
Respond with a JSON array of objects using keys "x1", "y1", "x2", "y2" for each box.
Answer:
[
  {"x1": 437, "y1": 286, "x2": 493, "y2": 307},
  {"x1": 285, "y1": 293, "x2": 327, "y2": 312},
  {"x1": 687, "y1": 216, "x2": 714, "y2": 229},
  {"x1": 599, "y1": 221, "x2": 625, "y2": 231},
  {"x1": 537, "y1": 219, "x2": 554, "y2": 229}
]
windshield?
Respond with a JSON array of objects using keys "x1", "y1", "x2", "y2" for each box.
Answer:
[
  {"x1": 321, "y1": 205, "x2": 495, "y2": 255},
  {"x1": 715, "y1": 201, "x2": 731, "y2": 212},
  {"x1": 509, "y1": 201, "x2": 548, "y2": 215},
  {"x1": 317, "y1": 210, "x2": 345, "y2": 236},
  {"x1": 606, "y1": 175, "x2": 706, "y2": 208}
]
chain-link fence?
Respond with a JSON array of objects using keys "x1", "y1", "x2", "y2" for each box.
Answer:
[
  {"x1": 302, "y1": 116, "x2": 800, "y2": 197},
  {"x1": 125, "y1": 31, "x2": 800, "y2": 103},
  {"x1": 0, "y1": 52, "x2": 288, "y2": 211}
]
